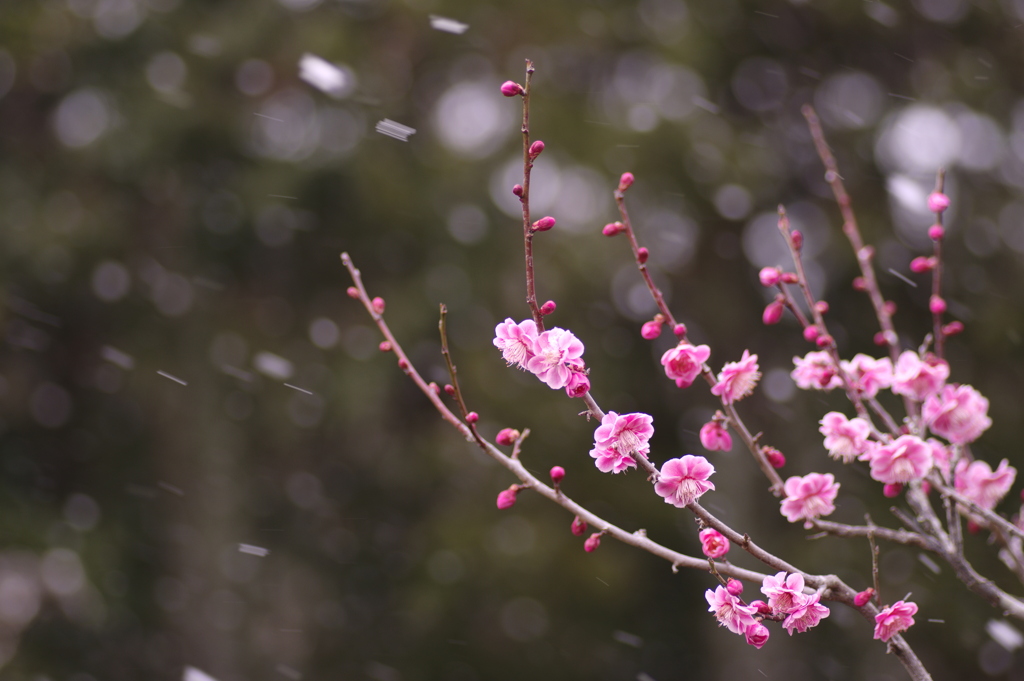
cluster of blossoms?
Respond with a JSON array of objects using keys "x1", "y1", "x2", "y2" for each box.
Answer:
[
  {"x1": 707, "y1": 572, "x2": 831, "y2": 649},
  {"x1": 493, "y1": 318, "x2": 589, "y2": 396}
]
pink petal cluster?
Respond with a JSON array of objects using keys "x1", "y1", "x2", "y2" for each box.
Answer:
[
  {"x1": 923, "y1": 384, "x2": 992, "y2": 444},
  {"x1": 493, "y1": 318, "x2": 538, "y2": 369},
  {"x1": 783, "y1": 592, "x2": 830, "y2": 635},
  {"x1": 527, "y1": 327, "x2": 585, "y2": 389},
  {"x1": 954, "y1": 459, "x2": 1016, "y2": 510},
  {"x1": 780, "y1": 473, "x2": 839, "y2": 525},
  {"x1": 661, "y1": 342, "x2": 710, "y2": 388},
  {"x1": 706, "y1": 585, "x2": 757, "y2": 635},
  {"x1": 760, "y1": 572, "x2": 830, "y2": 636},
  {"x1": 873, "y1": 600, "x2": 918, "y2": 642},
  {"x1": 711, "y1": 350, "x2": 761, "y2": 404},
  {"x1": 699, "y1": 528, "x2": 730, "y2": 559},
  {"x1": 655, "y1": 455, "x2": 716, "y2": 508},
  {"x1": 839, "y1": 354, "x2": 893, "y2": 398},
  {"x1": 818, "y1": 412, "x2": 872, "y2": 462},
  {"x1": 699, "y1": 421, "x2": 732, "y2": 451},
  {"x1": 589, "y1": 411, "x2": 654, "y2": 474},
  {"x1": 891, "y1": 350, "x2": 949, "y2": 401},
  {"x1": 791, "y1": 351, "x2": 842, "y2": 391},
  {"x1": 861, "y1": 435, "x2": 933, "y2": 485}
]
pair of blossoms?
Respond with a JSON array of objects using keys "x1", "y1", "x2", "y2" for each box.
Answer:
[{"x1": 707, "y1": 570, "x2": 917, "y2": 648}]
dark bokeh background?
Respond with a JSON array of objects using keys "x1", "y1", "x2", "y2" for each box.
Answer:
[{"x1": 3, "y1": 0, "x2": 1024, "y2": 679}]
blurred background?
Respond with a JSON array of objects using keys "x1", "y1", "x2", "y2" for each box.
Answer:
[{"x1": 4, "y1": 0, "x2": 1024, "y2": 679}]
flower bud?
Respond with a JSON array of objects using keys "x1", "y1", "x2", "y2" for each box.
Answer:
[
  {"x1": 816, "y1": 335, "x2": 832, "y2": 348},
  {"x1": 726, "y1": 579, "x2": 743, "y2": 596},
  {"x1": 550, "y1": 466, "x2": 565, "y2": 485},
  {"x1": 371, "y1": 297, "x2": 386, "y2": 314},
  {"x1": 565, "y1": 371, "x2": 590, "y2": 398},
  {"x1": 618, "y1": 172, "x2": 634, "y2": 192},
  {"x1": 640, "y1": 319, "x2": 663, "y2": 340},
  {"x1": 531, "y1": 216, "x2": 556, "y2": 232},
  {"x1": 883, "y1": 301, "x2": 897, "y2": 316},
  {"x1": 379, "y1": 341, "x2": 392, "y2": 352},
  {"x1": 466, "y1": 412, "x2": 479, "y2": 424},
  {"x1": 759, "y1": 267, "x2": 781, "y2": 287},
  {"x1": 910, "y1": 256, "x2": 934, "y2": 273},
  {"x1": 699, "y1": 421, "x2": 732, "y2": 451},
  {"x1": 942, "y1": 321, "x2": 964, "y2": 336},
  {"x1": 854, "y1": 588, "x2": 875, "y2": 607},
  {"x1": 928, "y1": 224, "x2": 944, "y2": 241},
  {"x1": 529, "y1": 140, "x2": 545, "y2": 157},
  {"x1": 927, "y1": 191, "x2": 950, "y2": 213},
  {"x1": 512, "y1": 184, "x2": 524, "y2": 197},
  {"x1": 571, "y1": 516, "x2": 587, "y2": 536},
  {"x1": 763, "y1": 446, "x2": 785, "y2": 469},
  {"x1": 540, "y1": 300, "x2": 557, "y2": 315},
  {"x1": 672, "y1": 323, "x2": 687, "y2": 338},
  {"x1": 444, "y1": 384, "x2": 456, "y2": 396},
  {"x1": 496, "y1": 487, "x2": 518, "y2": 509},
  {"x1": 346, "y1": 286, "x2": 360, "y2": 299},
  {"x1": 852, "y1": 277, "x2": 867, "y2": 291},
  {"x1": 873, "y1": 331, "x2": 887, "y2": 346},
  {"x1": 929, "y1": 295, "x2": 946, "y2": 314},
  {"x1": 602, "y1": 222, "x2": 623, "y2": 236},
  {"x1": 781, "y1": 272, "x2": 799, "y2": 284},
  {"x1": 882, "y1": 483, "x2": 903, "y2": 498},
  {"x1": 495, "y1": 428, "x2": 520, "y2": 446},
  {"x1": 967, "y1": 520, "x2": 981, "y2": 534},
  {"x1": 803, "y1": 325, "x2": 820, "y2": 342},
  {"x1": 583, "y1": 533, "x2": 602, "y2": 552},
  {"x1": 814, "y1": 301, "x2": 829, "y2": 314},
  {"x1": 921, "y1": 481, "x2": 932, "y2": 495},
  {"x1": 429, "y1": 382, "x2": 441, "y2": 394},
  {"x1": 751, "y1": 600, "x2": 772, "y2": 615},
  {"x1": 790, "y1": 230, "x2": 803, "y2": 251},
  {"x1": 398, "y1": 358, "x2": 409, "y2": 370},
  {"x1": 500, "y1": 80, "x2": 523, "y2": 97},
  {"x1": 637, "y1": 247, "x2": 649, "y2": 264},
  {"x1": 762, "y1": 300, "x2": 785, "y2": 325}
]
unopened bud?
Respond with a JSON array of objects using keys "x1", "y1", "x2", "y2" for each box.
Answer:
[
  {"x1": 751, "y1": 600, "x2": 772, "y2": 615},
  {"x1": 814, "y1": 301, "x2": 829, "y2": 314},
  {"x1": 571, "y1": 516, "x2": 587, "y2": 536},
  {"x1": 531, "y1": 216, "x2": 556, "y2": 232},
  {"x1": 673, "y1": 323, "x2": 687, "y2": 338},
  {"x1": 495, "y1": 428, "x2": 520, "y2": 446},
  {"x1": 921, "y1": 481, "x2": 932, "y2": 495},
  {"x1": 781, "y1": 272, "x2": 799, "y2": 284},
  {"x1": 883, "y1": 301, "x2": 897, "y2": 316},
  {"x1": 550, "y1": 466, "x2": 565, "y2": 485},
  {"x1": 466, "y1": 411, "x2": 479, "y2": 424},
  {"x1": 815, "y1": 334, "x2": 833, "y2": 348},
  {"x1": 927, "y1": 191, "x2": 950, "y2": 213},
  {"x1": 618, "y1": 172, "x2": 634, "y2": 192},
  {"x1": 859, "y1": 245, "x2": 875, "y2": 260},
  {"x1": 500, "y1": 80, "x2": 524, "y2": 97},
  {"x1": 540, "y1": 300, "x2": 556, "y2": 315},
  {"x1": 583, "y1": 533, "x2": 602, "y2": 552},
  {"x1": 398, "y1": 358, "x2": 409, "y2": 370},
  {"x1": 637, "y1": 247, "x2": 649, "y2": 264},
  {"x1": 803, "y1": 325, "x2": 820, "y2": 342},
  {"x1": 929, "y1": 295, "x2": 947, "y2": 314},
  {"x1": 444, "y1": 384, "x2": 456, "y2": 396},
  {"x1": 852, "y1": 277, "x2": 867, "y2": 291},
  {"x1": 942, "y1": 321, "x2": 964, "y2": 336},
  {"x1": 928, "y1": 224, "x2": 945, "y2": 241},
  {"x1": 346, "y1": 286, "x2": 360, "y2": 299},
  {"x1": 529, "y1": 140, "x2": 545, "y2": 157},
  {"x1": 883, "y1": 483, "x2": 903, "y2": 498},
  {"x1": 640, "y1": 319, "x2": 663, "y2": 339},
  {"x1": 763, "y1": 446, "x2": 785, "y2": 469},
  {"x1": 726, "y1": 579, "x2": 744, "y2": 596},
  {"x1": 910, "y1": 256, "x2": 934, "y2": 273},
  {"x1": 873, "y1": 331, "x2": 887, "y2": 346},
  {"x1": 790, "y1": 230, "x2": 803, "y2": 250},
  {"x1": 759, "y1": 267, "x2": 781, "y2": 287},
  {"x1": 512, "y1": 184, "x2": 524, "y2": 197},
  {"x1": 853, "y1": 588, "x2": 875, "y2": 607},
  {"x1": 566, "y1": 370, "x2": 590, "y2": 398},
  {"x1": 379, "y1": 341, "x2": 392, "y2": 352},
  {"x1": 372, "y1": 297, "x2": 386, "y2": 314},
  {"x1": 429, "y1": 382, "x2": 441, "y2": 395},
  {"x1": 496, "y1": 486, "x2": 518, "y2": 509},
  {"x1": 762, "y1": 300, "x2": 785, "y2": 325},
  {"x1": 602, "y1": 222, "x2": 624, "y2": 237},
  {"x1": 967, "y1": 520, "x2": 981, "y2": 534}
]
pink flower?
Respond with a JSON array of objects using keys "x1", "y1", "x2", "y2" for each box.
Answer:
[
  {"x1": 791, "y1": 351, "x2": 842, "y2": 391},
  {"x1": 744, "y1": 621, "x2": 770, "y2": 649},
  {"x1": 655, "y1": 455, "x2": 716, "y2": 508},
  {"x1": 862, "y1": 435, "x2": 933, "y2": 485},
  {"x1": 954, "y1": 459, "x2": 1016, "y2": 510},
  {"x1": 711, "y1": 350, "x2": 761, "y2": 404},
  {"x1": 589, "y1": 412, "x2": 654, "y2": 474},
  {"x1": 526, "y1": 327, "x2": 585, "y2": 389},
  {"x1": 565, "y1": 369, "x2": 591, "y2": 398},
  {"x1": 661, "y1": 342, "x2": 710, "y2": 388},
  {"x1": 928, "y1": 438, "x2": 952, "y2": 480},
  {"x1": 699, "y1": 528, "x2": 730, "y2": 559},
  {"x1": 782, "y1": 592, "x2": 830, "y2": 635},
  {"x1": 706, "y1": 585, "x2": 758, "y2": 635},
  {"x1": 840, "y1": 354, "x2": 893, "y2": 398},
  {"x1": 923, "y1": 384, "x2": 992, "y2": 444},
  {"x1": 761, "y1": 572, "x2": 807, "y2": 613},
  {"x1": 589, "y1": 446, "x2": 637, "y2": 474},
  {"x1": 493, "y1": 318, "x2": 538, "y2": 369},
  {"x1": 891, "y1": 351, "x2": 949, "y2": 401},
  {"x1": 699, "y1": 421, "x2": 732, "y2": 452},
  {"x1": 780, "y1": 473, "x2": 839, "y2": 525},
  {"x1": 874, "y1": 600, "x2": 918, "y2": 642},
  {"x1": 818, "y1": 412, "x2": 872, "y2": 462}
]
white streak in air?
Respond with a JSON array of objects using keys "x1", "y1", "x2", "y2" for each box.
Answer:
[
  {"x1": 692, "y1": 96, "x2": 720, "y2": 114},
  {"x1": 254, "y1": 352, "x2": 294, "y2": 381},
  {"x1": 299, "y1": 53, "x2": 353, "y2": 99},
  {"x1": 429, "y1": 15, "x2": 469, "y2": 34},
  {"x1": 238, "y1": 543, "x2": 270, "y2": 557},
  {"x1": 102, "y1": 345, "x2": 135, "y2": 369},
  {"x1": 275, "y1": 663, "x2": 302, "y2": 680},
  {"x1": 184, "y1": 667, "x2": 220, "y2": 681},
  {"x1": 888, "y1": 268, "x2": 918, "y2": 287},
  {"x1": 284, "y1": 383, "x2": 313, "y2": 395},
  {"x1": 157, "y1": 370, "x2": 188, "y2": 386},
  {"x1": 254, "y1": 113, "x2": 285, "y2": 122},
  {"x1": 375, "y1": 119, "x2": 417, "y2": 141},
  {"x1": 158, "y1": 481, "x2": 184, "y2": 496}
]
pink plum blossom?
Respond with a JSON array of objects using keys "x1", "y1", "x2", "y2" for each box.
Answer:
[
  {"x1": 526, "y1": 327, "x2": 585, "y2": 389},
  {"x1": 954, "y1": 459, "x2": 1016, "y2": 510},
  {"x1": 699, "y1": 421, "x2": 732, "y2": 451},
  {"x1": 818, "y1": 412, "x2": 872, "y2": 462},
  {"x1": 923, "y1": 384, "x2": 992, "y2": 444},
  {"x1": 891, "y1": 350, "x2": 949, "y2": 401},
  {"x1": 661, "y1": 342, "x2": 710, "y2": 388},
  {"x1": 874, "y1": 600, "x2": 918, "y2": 641},
  {"x1": 782, "y1": 591, "x2": 830, "y2": 635},
  {"x1": 791, "y1": 350, "x2": 842, "y2": 391},
  {"x1": 780, "y1": 473, "x2": 839, "y2": 525},
  {"x1": 589, "y1": 446, "x2": 637, "y2": 474},
  {"x1": 493, "y1": 318, "x2": 538, "y2": 369},
  {"x1": 706, "y1": 585, "x2": 758, "y2": 635},
  {"x1": 711, "y1": 350, "x2": 761, "y2": 404},
  {"x1": 840, "y1": 354, "x2": 893, "y2": 398},
  {"x1": 565, "y1": 369, "x2": 590, "y2": 398},
  {"x1": 928, "y1": 438, "x2": 952, "y2": 480},
  {"x1": 761, "y1": 572, "x2": 807, "y2": 613},
  {"x1": 655, "y1": 455, "x2": 716, "y2": 508},
  {"x1": 744, "y1": 621, "x2": 770, "y2": 648},
  {"x1": 699, "y1": 528, "x2": 730, "y2": 559},
  {"x1": 589, "y1": 412, "x2": 654, "y2": 474},
  {"x1": 861, "y1": 435, "x2": 933, "y2": 485}
]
